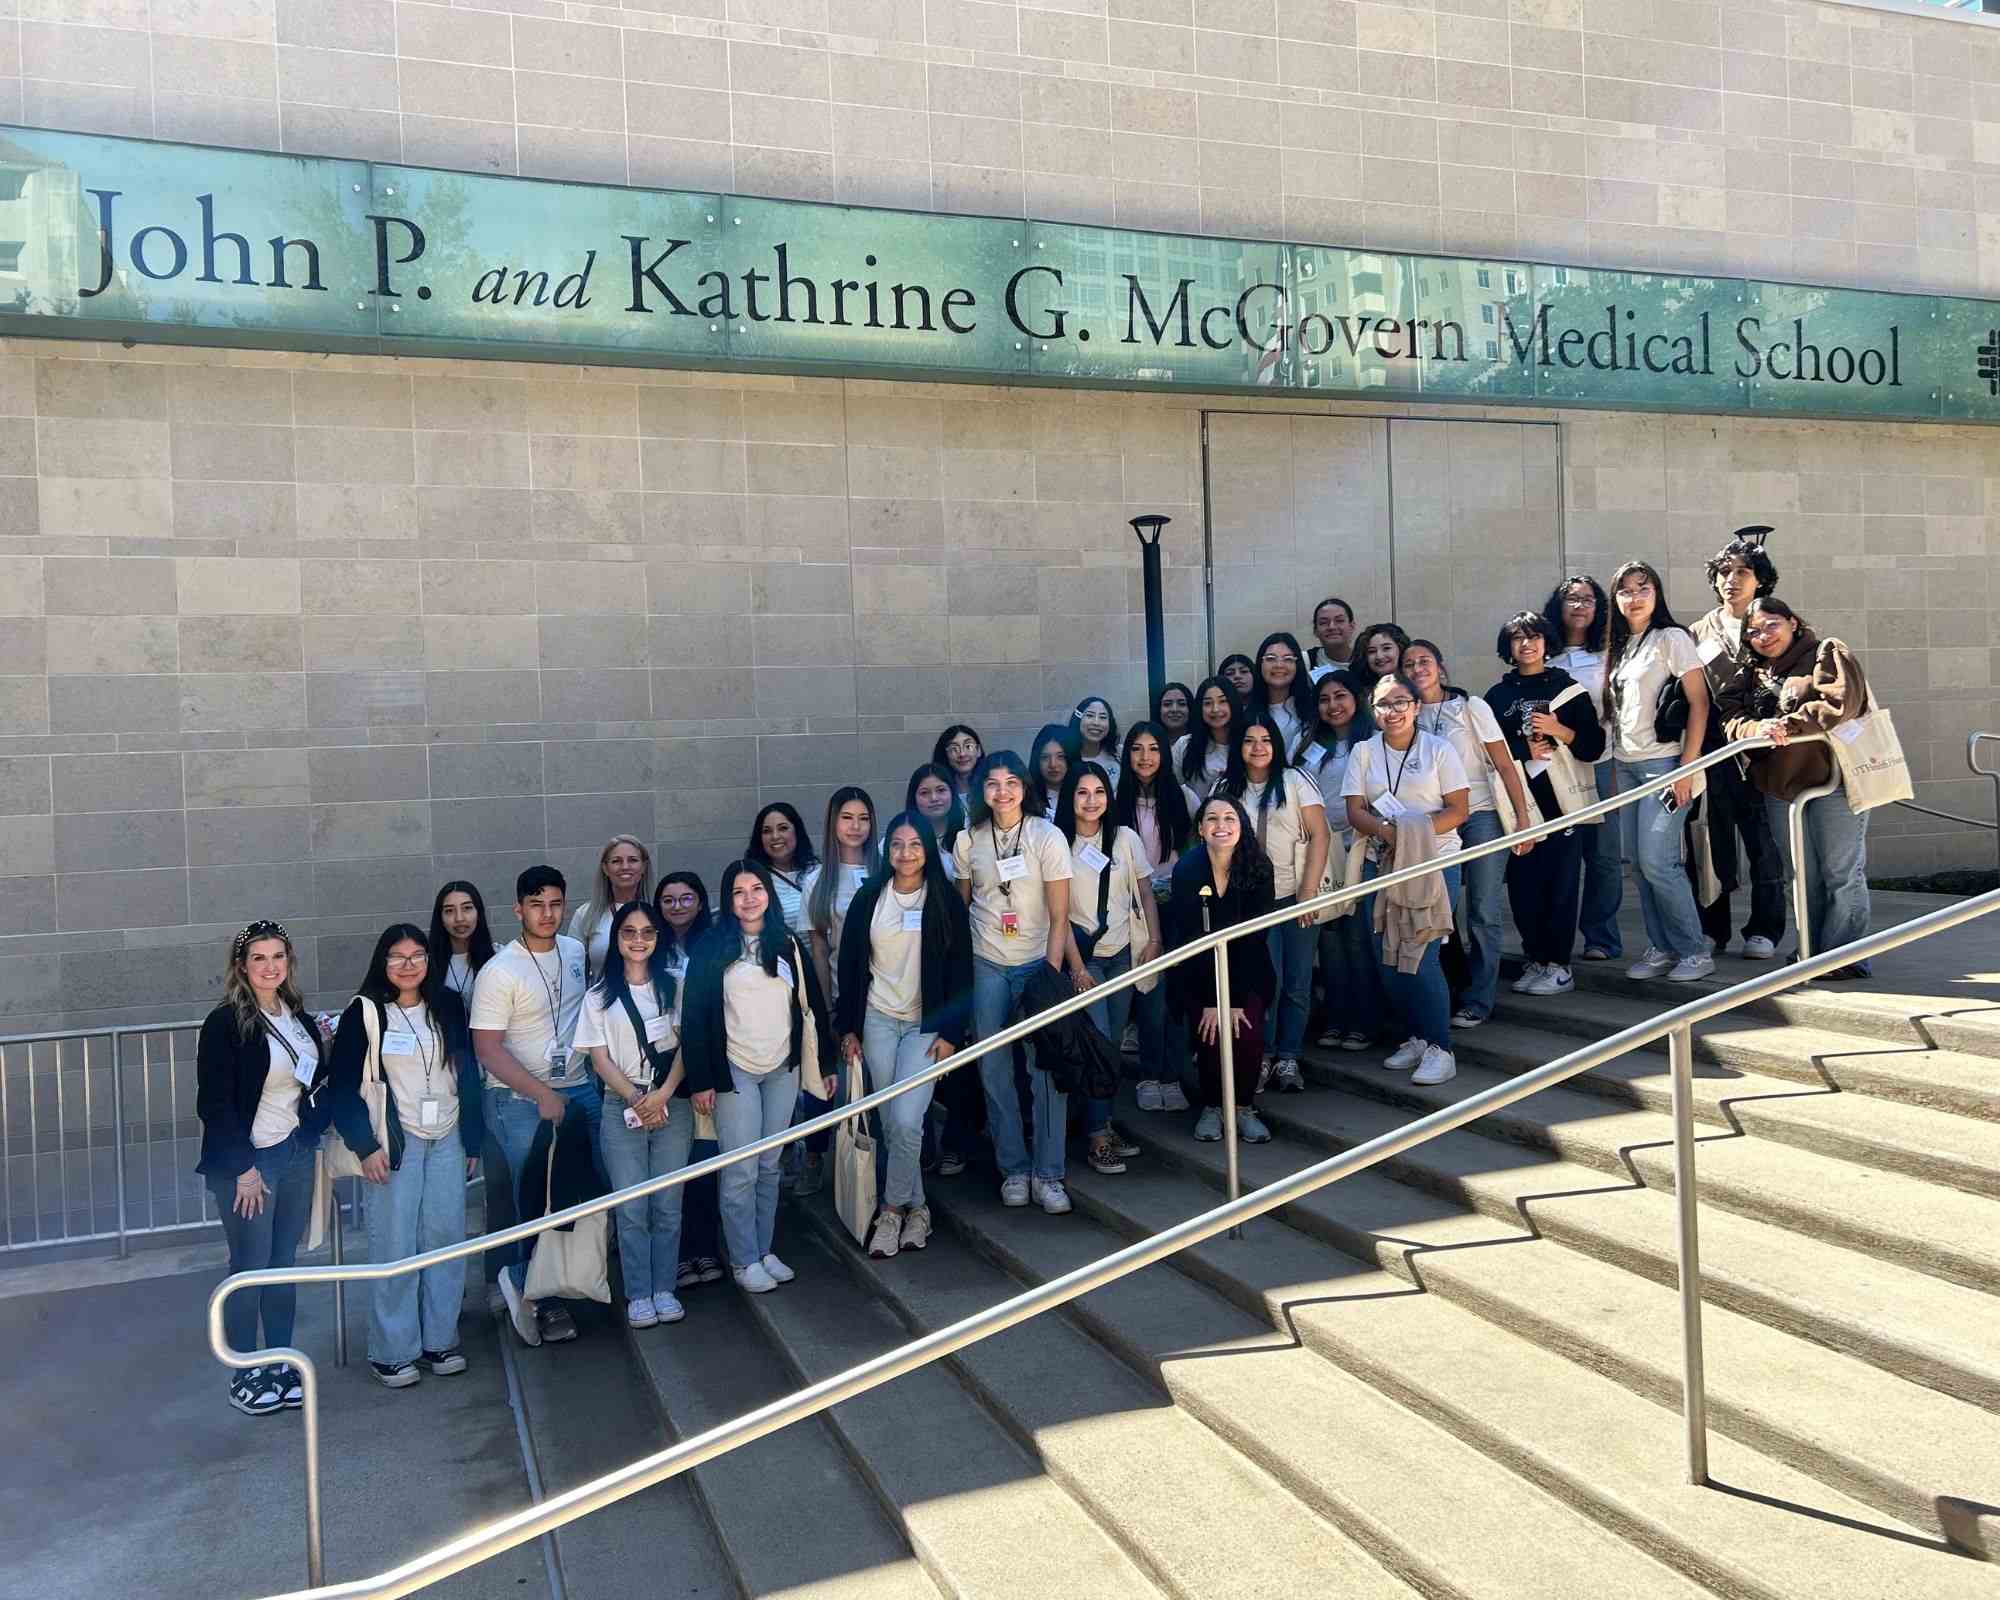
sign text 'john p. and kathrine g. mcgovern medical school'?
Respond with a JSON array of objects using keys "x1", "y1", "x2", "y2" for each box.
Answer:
[{"x1": 6, "y1": 125, "x2": 2000, "y2": 426}]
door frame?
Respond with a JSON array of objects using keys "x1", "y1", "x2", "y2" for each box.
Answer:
[{"x1": 1196, "y1": 409, "x2": 1567, "y2": 670}]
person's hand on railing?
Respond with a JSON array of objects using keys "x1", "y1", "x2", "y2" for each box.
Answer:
[
  {"x1": 360, "y1": 1150, "x2": 390, "y2": 1185},
  {"x1": 1759, "y1": 718, "x2": 1792, "y2": 747},
  {"x1": 928, "y1": 1036, "x2": 955, "y2": 1063},
  {"x1": 1196, "y1": 1006, "x2": 1251, "y2": 1045},
  {"x1": 232, "y1": 1168, "x2": 268, "y2": 1219},
  {"x1": 1510, "y1": 830, "x2": 1536, "y2": 857},
  {"x1": 1671, "y1": 774, "x2": 1695, "y2": 808}
]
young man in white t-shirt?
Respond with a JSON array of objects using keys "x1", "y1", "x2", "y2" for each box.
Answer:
[{"x1": 469, "y1": 863, "x2": 597, "y2": 1348}]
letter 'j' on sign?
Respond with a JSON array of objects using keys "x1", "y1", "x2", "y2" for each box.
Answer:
[{"x1": 7, "y1": 126, "x2": 2000, "y2": 426}]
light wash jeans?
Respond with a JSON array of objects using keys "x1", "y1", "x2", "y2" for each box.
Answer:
[
  {"x1": 973, "y1": 955, "x2": 1066, "y2": 1181},
  {"x1": 1615, "y1": 756, "x2": 1706, "y2": 960},
  {"x1": 1081, "y1": 946, "x2": 1134, "y2": 1136},
  {"x1": 207, "y1": 1129, "x2": 317, "y2": 1358},
  {"x1": 1579, "y1": 762, "x2": 1625, "y2": 956},
  {"x1": 713, "y1": 1062, "x2": 799, "y2": 1267},
  {"x1": 1454, "y1": 809, "x2": 1507, "y2": 1018},
  {"x1": 365, "y1": 1127, "x2": 467, "y2": 1366},
  {"x1": 1264, "y1": 900, "x2": 1317, "y2": 1056},
  {"x1": 483, "y1": 1076, "x2": 604, "y2": 1294},
  {"x1": 1318, "y1": 906, "x2": 1386, "y2": 1041},
  {"x1": 863, "y1": 1009, "x2": 938, "y2": 1210},
  {"x1": 1362, "y1": 857, "x2": 1460, "y2": 1047},
  {"x1": 1766, "y1": 789, "x2": 1872, "y2": 971},
  {"x1": 598, "y1": 1096, "x2": 694, "y2": 1300}
]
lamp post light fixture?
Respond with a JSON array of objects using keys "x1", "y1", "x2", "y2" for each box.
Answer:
[{"x1": 1131, "y1": 514, "x2": 1170, "y2": 707}]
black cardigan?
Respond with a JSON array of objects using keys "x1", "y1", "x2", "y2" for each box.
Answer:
[
  {"x1": 832, "y1": 875, "x2": 974, "y2": 1044},
  {"x1": 326, "y1": 989, "x2": 484, "y2": 1172},
  {"x1": 1483, "y1": 666, "x2": 1605, "y2": 818},
  {"x1": 194, "y1": 1001, "x2": 334, "y2": 1180},
  {"x1": 1163, "y1": 847, "x2": 1278, "y2": 1021},
  {"x1": 679, "y1": 926, "x2": 836, "y2": 1098}
]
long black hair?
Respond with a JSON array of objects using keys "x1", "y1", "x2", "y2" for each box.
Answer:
[
  {"x1": 1604, "y1": 559, "x2": 1686, "y2": 729},
  {"x1": 1053, "y1": 761, "x2": 1124, "y2": 852},
  {"x1": 710, "y1": 859, "x2": 795, "y2": 976},
  {"x1": 1217, "y1": 652, "x2": 1257, "y2": 698},
  {"x1": 1179, "y1": 675, "x2": 1243, "y2": 786},
  {"x1": 1544, "y1": 573, "x2": 1610, "y2": 654},
  {"x1": 905, "y1": 761, "x2": 967, "y2": 850},
  {"x1": 1028, "y1": 722, "x2": 1081, "y2": 817},
  {"x1": 932, "y1": 723, "x2": 984, "y2": 782},
  {"x1": 1116, "y1": 719, "x2": 1193, "y2": 861},
  {"x1": 1219, "y1": 710, "x2": 1294, "y2": 821},
  {"x1": 1305, "y1": 667, "x2": 1374, "y2": 753},
  {"x1": 1068, "y1": 695, "x2": 1120, "y2": 763},
  {"x1": 653, "y1": 871, "x2": 711, "y2": 962},
  {"x1": 1192, "y1": 792, "x2": 1274, "y2": 895},
  {"x1": 1151, "y1": 680, "x2": 1195, "y2": 734},
  {"x1": 360, "y1": 922, "x2": 439, "y2": 1009},
  {"x1": 427, "y1": 880, "x2": 493, "y2": 978},
  {"x1": 593, "y1": 900, "x2": 679, "y2": 1017},
  {"x1": 1254, "y1": 629, "x2": 1316, "y2": 735},
  {"x1": 965, "y1": 750, "x2": 1035, "y2": 830},
  {"x1": 808, "y1": 785, "x2": 877, "y2": 938},
  {"x1": 745, "y1": 801, "x2": 818, "y2": 876},
  {"x1": 872, "y1": 810, "x2": 959, "y2": 949}
]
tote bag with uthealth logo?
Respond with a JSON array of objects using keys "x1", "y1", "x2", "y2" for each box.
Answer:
[{"x1": 1830, "y1": 695, "x2": 1913, "y2": 812}]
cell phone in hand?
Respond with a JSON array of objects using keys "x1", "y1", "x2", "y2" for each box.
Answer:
[
  {"x1": 1659, "y1": 790, "x2": 1681, "y2": 815},
  {"x1": 623, "y1": 1106, "x2": 643, "y2": 1130}
]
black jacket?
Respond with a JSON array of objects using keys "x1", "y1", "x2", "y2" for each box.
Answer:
[
  {"x1": 1020, "y1": 962, "x2": 1122, "y2": 1100},
  {"x1": 326, "y1": 989, "x2": 484, "y2": 1172},
  {"x1": 194, "y1": 1002, "x2": 334, "y2": 1179},
  {"x1": 1483, "y1": 666, "x2": 1606, "y2": 819},
  {"x1": 832, "y1": 875, "x2": 974, "y2": 1045},
  {"x1": 679, "y1": 926, "x2": 836, "y2": 1097},
  {"x1": 1163, "y1": 847, "x2": 1278, "y2": 1021},
  {"x1": 521, "y1": 1108, "x2": 608, "y2": 1226}
]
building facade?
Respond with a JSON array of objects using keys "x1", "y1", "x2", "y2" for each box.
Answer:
[{"x1": 2, "y1": 0, "x2": 1999, "y2": 1029}]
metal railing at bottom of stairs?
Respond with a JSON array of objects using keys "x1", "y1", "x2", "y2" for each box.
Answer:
[{"x1": 198, "y1": 730, "x2": 1955, "y2": 1597}]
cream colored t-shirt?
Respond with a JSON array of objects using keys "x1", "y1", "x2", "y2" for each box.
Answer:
[
  {"x1": 952, "y1": 816, "x2": 1073, "y2": 968},
  {"x1": 1171, "y1": 733, "x2": 1230, "y2": 800},
  {"x1": 723, "y1": 942, "x2": 795, "y2": 1076},
  {"x1": 249, "y1": 1010, "x2": 317, "y2": 1149},
  {"x1": 1610, "y1": 627, "x2": 1703, "y2": 762},
  {"x1": 866, "y1": 887, "x2": 926, "y2": 1022},
  {"x1": 799, "y1": 861, "x2": 869, "y2": 997},
  {"x1": 1416, "y1": 693, "x2": 1506, "y2": 814},
  {"x1": 1065, "y1": 826, "x2": 1148, "y2": 960},
  {"x1": 573, "y1": 982, "x2": 678, "y2": 1092},
  {"x1": 1238, "y1": 768, "x2": 1327, "y2": 898},
  {"x1": 468, "y1": 937, "x2": 587, "y2": 1089},
  {"x1": 380, "y1": 1001, "x2": 456, "y2": 1141}
]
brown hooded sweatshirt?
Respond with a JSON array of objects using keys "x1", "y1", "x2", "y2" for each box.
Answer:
[{"x1": 1718, "y1": 629, "x2": 1869, "y2": 802}]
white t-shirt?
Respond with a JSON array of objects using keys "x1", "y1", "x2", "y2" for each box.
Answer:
[
  {"x1": 1299, "y1": 736, "x2": 1360, "y2": 848},
  {"x1": 866, "y1": 886, "x2": 927, "y2": 1022},
  {"x1": 1263, "y1": 699, "x2": 1305, "y2": 758},
  {"x1": 765, "y1": 867, "x2": 807, "y2": 930},
  {"x1": 953, "y1": 815, "x2": 1074, "y2": 968},
  {"x1": 573, "y1": 980, "x2": 678, "y2": 1092},
  {"x1": 1171, "y1": 733, "x2": 1230, "y2": 800},
  {"x1": 443, "y1": 953, "x2": 476, "y2": 996},
  {"x1": 468, "y1": 936, "x2": 587, "y2": 1089},
  {"x1": 380, "y1": 1000, "x2": 456, "y2": 1140},
  {"x1": 1236, "y1": 767, "x2": 1326, "y2": 899},
  {"x1": 1341, "y1": 732, "x2": 1473, "y2": 856},
  {"x1": 799, "y1": 861, "x2": 869, "y2": 989},
  {"x1": 1609, "y1": 627, "x2": 1703, "y2": 761},
  {"x1": 250, "y1": 1010, "x2": 318, "y2": 1148},
  {"x1": 1551, "y1": 647, "x2": 1608, "y2": 726},
  {"x1": 567, "y1": 904, "x2": 614, "y2": 977},
  {"x1": 1065, "y1": 826, "x2": 1148, "y2": 960},
  {"x1": 1415, "y1": 693, "x2": 1506, "y2": 814},
  {"x1": 1079, "y1": 752, "x2": 1121, "y2": 791},
  {"x1": 723, "y1": 942, "x2": 795, "y2": 1076}
]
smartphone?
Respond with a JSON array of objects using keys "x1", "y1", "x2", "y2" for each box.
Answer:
[
  {"x1": 623, "y1": 1106, "x2": 643, "y2": 1130},
  {"x1": 1659, "y1": 790, "x2": 1681, "y2": 815}
]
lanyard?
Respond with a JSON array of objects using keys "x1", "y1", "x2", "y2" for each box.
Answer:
[
  {"x1": 393, "y1": 1002, "x2": 435, "y2": 1094},
  {"x1": 1384, "y1": 737, "x2": 1417, "y2": 798},
  {"x1": 521, "y1": 940, "x2": 562, "y2": 1032},
  {"x1": 988, "y1": 819, "x2": 1025, "y2": 900}
]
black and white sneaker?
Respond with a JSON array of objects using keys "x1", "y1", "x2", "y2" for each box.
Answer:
[
  {"x1": 370, "y1": 1360, "x2": 421, "y2": 1389},
  {"x1": 229, "y1": 1366, "x2": 284, "y2": 1417},
  {"x1": 538, "y1": 1303, "x2": 579, "y2": 1343},
  {"x1": 276, "y1": 1363, "x2": 305, "y2": 1407},
  {"x1": 417, "y1": 1347, "x2": 468, "y2": 1376}
]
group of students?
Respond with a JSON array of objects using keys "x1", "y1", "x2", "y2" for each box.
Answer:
[{"x1": 194, "y1": 525, "x2": 1878, "y2": 1412}]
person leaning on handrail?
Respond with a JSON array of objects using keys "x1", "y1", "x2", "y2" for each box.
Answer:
[
  {"x1": 195, "y1": 919, "x2": 332, "y2": 1417},
  {"x1": 327, "y1": 924, "x2": 482, "y2": 1389},
  {"x1": 1717, "y1": 596, "x2": 1876, "y2": 980}
]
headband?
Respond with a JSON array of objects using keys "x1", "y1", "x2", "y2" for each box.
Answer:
[{"x1": 232, "y1": 919, "x2": 290, "y2": 963}]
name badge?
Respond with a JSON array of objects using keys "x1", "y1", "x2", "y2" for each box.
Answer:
[
  {"x1": 1697, "y1": 637, "x2": 1726, "y2": 665},
  {"x1": 1076, "y1": 841, "x2": 1109, "y2": 873},
  {"x1": 999, "y1": 910, "x2": 1020, "y2": 937},
  {"x1": 900, "y1": 908, "x2": 924, "y2": 932},
  {"x1": 544, "y1": 1043, "x2": 568, "y2": 1073},
  {"x1": 419, "y1": 1098, "x2": 440, "y2": 1128},
  {"x1": 995, "y1": 855, "x2": 1029, "y2": 884},
  {"x1": 1375, "y1": 792, "x2": 1409, "y2": 820},
  {"x1": 381, "y1": 1031, "x2": 418, "y2": 1057},
  {"x1": 645, "y1": 1014, "x2": 674, "y2": 1043},
  {"x1": 289, "y1": 1053, "x2": 315, "y2": 1087},
  {"x1": 775, "y1": 957, "x2": 794, "y2": 986}
]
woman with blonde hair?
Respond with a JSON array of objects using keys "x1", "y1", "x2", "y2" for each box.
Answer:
[{"x1": 568, "y1": 835, "x2": 653, "y2": 977}]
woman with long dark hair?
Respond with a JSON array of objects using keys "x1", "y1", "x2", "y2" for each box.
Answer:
[
  {"x1": 1116, "y1": 720, "x2": 1194, "y2": 1111},
  {"x1": 573, "y1": 902, "x2": 693, "y2": 1329},
  {"x1": 1069, "y1": 694, "x2": 1122, "y2": 789},
  {"x1": 1544, "y1": 573, "x2": 1621, "y2": 961},
  {"x1": 836, "y1": 811, "x2": 973, "y2": 1258},
  {"x1": 1151, "y1": 681, "x2": 1194, "y2": 743},
  {"x1": 1298, "y1": 669, "x2": 1385, "y2": 1052},
  {"x1": 1253, "y1": 630, "x2": 1318, "y2": 760},
  {"x1": 933, "y1": 723, "x2": 985, "y2": 799},
  {"x1": 329, "y1": 922, "x2": 482, "y2": 1386},
  {"x1": 798, "y1": 786, "x2": 878, "y2": 1196},
  {"x1": 428, "y1": 880, "x2": 494, "y2": 999},
  {"x1": 195, "y1": 920, "x2": 331, "y2": 1415},
  {"x1": 654, "y1": 872, "x2": 712, "y2": 969},
  {"x1": 1029, "y1": 722, "x2": 1081, "y2": 820},
  {"x1": 1173, "y1": 675, "x2": 1240, "y2": 802},
  {"x1": 744, "y1": 801, "x2": 817, "y2": 930},
  {"x1": 907, "y1": 762, "x2": 967, "y2": 869},
  {"x1": 1217, "y1": 652, "x2": 1258, "y2": 705},
  {"x1": 1351, "y1": 622, "x2": 1411, "y2": 694},
  {"x1": 654, "y1": 872, "x2": 723, "y2": 1295},
  {"x1": 1164, "y1": 795, "x2": 1276, "y2": 1145}
]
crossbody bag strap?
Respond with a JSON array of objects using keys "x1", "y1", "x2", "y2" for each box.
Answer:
[
  {"x1": 614, "y1": 985, "x2": 672, "y2": 1089},
  {"x1": 1093, "y1": 837, "x2": 1113, "y2": 934}
]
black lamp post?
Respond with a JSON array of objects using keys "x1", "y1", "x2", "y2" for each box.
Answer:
[{"x1": 1130, "y1": 514, "x2": 1170, "y2": 707}]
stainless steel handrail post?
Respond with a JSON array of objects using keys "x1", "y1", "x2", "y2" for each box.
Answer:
[
  {"x1": 1787, "y1": 772, "x2": 1843, "y2": 964},
  {"x1": 1969, "y1": 733, "x2": 2000, "y2": 878},
  {"x1": 330, "y1": 1179, "x2": 348, "y2": 1370},
  {"x1": 109, "y1": 1029, "x2": 129, "y2": 1258},
  {"x1": 1200, "y1": 889, "x2": 1243, "y2": 1240},
  {"x1": 1667, "y1": 1023, "x2": 1708, "y2": 1484}
]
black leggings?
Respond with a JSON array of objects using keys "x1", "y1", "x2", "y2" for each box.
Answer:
[{"x1": 1506, "y1": 826, "x2": 1586, "y2": 966}]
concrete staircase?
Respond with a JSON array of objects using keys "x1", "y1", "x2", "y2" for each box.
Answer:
[{"x1": 604, "y1": 955, "x2": 1998, "y2": 1599}]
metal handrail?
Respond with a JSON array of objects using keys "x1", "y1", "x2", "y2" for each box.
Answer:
[
  {"x1": 262, "y1": 881, "x2": 2000, "y2": 1600},
  {"x1": 208, "y1": 727, "x2": 1833, "y2": 1589}
]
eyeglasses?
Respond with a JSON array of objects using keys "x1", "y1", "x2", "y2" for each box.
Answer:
[
  {"x1": 1745, "y1": 621, "x2": 1785, "y2": 638},
  {"x1": 619, "y1": 926, "x2": 658, "y2": 940},
  {"x1": 1260, "y1": 652, "x2": 1298, "y2": 666},
  {"x1": 1375, "y1": 698, "x2": 1417, "y2": 714},
  {"x1": 660, "y1": 894, "x2": 699, "y2": 909},
  {"x1": 387, "y1": 953, "x2": 428, "y2": 968}
]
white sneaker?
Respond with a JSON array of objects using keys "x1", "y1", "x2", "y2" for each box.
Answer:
[
  {"x1": 1742, "y1": 935, "x2": 1777, "y2": 961},
  {"x1": 1450, "y1": 1007, "x2": 1485, "y2": 1030},
  {"x1": 1194, "y1": 1106, "x2": 1224, "y2": 1141},
  {"x1": 733, "y1": 1262, "x2": 777, "y2": 1294},
  {"x1": 1000, "y1": 1175, "x2": 1031, "y2": 1207},
  {"x1": 1667, "y1": 953, "x2": 1716, "y2": 983},
  {"x1": 627, "y1": 1295, "x2": 658, "y2": 1329},
  {"x1": 1512, "y1": 962, "x2": 1546, "y2": 993},
  {"x1": 1031, "y1": 1177, "x2": 1072, "y2": 1215},
  {"x1": 1120, "y1": 1021, "x2": 1140, "y2": 1055},
  {"x1": 1160, "y1": 1082, "x2": 1190, "y2": 1112},
  {"x1": 1626, "y1": 947, "x2": 1674, "y2": 979},
  {"x1": 1237, "y1": 1108, "x2": 1272, "y2": 1143},
  {"x1": 1135, "y1": 1079, "x2": 1165, "y2": 1111},
  {"x1": 761, "y1": 1253, "x2": 795, "y2": 1284},
  {"x1": 1411, "y1": 1046, "x2": 1457, "y2": 1086},
  {"x1": 498, "y1": 1271, "x2": 540, "y2": 1348},
  {"x1": 868, "y1": 1211, "x2": 902, "y2": 1259},
  {"x1": 900, "y1": 1207, "x2": 931, "y2": 1251},
  {"x1": 651, "y1": 1291, "x2": 686, "y2": 1324},
  {"x1": 1385, "y1": 1037, "x2": 1426, "y2": 1071},
  {"x1": 1270, "y1": 1056, "x2": 1304, "y2": 1093},
  {"x1": 1526, "y1": 964, "x2": 1575, "y2": 995}
]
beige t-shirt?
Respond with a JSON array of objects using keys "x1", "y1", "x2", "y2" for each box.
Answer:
[
  {"x1": 573, "y1": 982, "x2": 678, "y2": 1092},
  {"x1": 468, "y1": 937, "x2": 587, "y2": 1089},
  {"x1": 379, "y1": 1000, "x2": 456, "y2": 1141},
  {"x1": 1415, "y1": 694, "x2": 1506, "y2": 814},
  {"x1": 953, "y1": 816, "x2": 1073, "y2": 968},
  {"x1": 1065, "y1": 826, "x2": 1148, "y2": 960},
  {"x1": 249, "y1": 1010, "x2": 317, "y2": 1149},
  {"x1": 799, "y1": 861, "x2": 869, "y2": 997},
  {"x1": 723, "y1": 941, "x2": 795, "y2": 1076},
  {"x1": 1610, "y1": 627, "x2": 1703, "y2": 761},
  {"x1": 1171, "y1": 733, "x2": 1230, "y2": 800},
  {"x1": 866, "y1": 887, "x2": 927, "y2": 1022},
  {"x1": 1238, "y1": 768, "x2": 1327, "y2": 899}
]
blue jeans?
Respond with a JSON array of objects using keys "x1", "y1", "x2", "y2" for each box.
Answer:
[
  {"x1": 1455, "y1": 810, "x2": 1506, "y2": 1018},
  {"x1": 1616, "y1": 757, "x2": 1706, "y2": 960},
  {"x1": 863, "y1": 1009, "x2": 938, "y2": 1210},
  {"x1": 1264, "y1": 900, "x2": 1316, "y2": 1056},
  {"x1": 1131, "y1": 972, "x2": 1190, "y2": 1093},
  {"x1": 1362, "y1": 857, "x2": 1459, "y2": 1048},
  {"x1": 1580, "y1": 763, "x2": 1624, "y2": 956},
  {"x1": 207, "y1": 1129, "x2": 318, "y2": 1358},
  {"x1": 973, "y1": 955, "x2": 1066, "y2": 1181},
  {"x1": 483, "y1": 1076, "x2": 604, "y2": 1293},
  {"x1": 365, "y1": 1127, "x2": 467, "y2": 1366},
  {"x1": 713, "y1": 1063, "x2": 798, "y2": 1267},
  {"x1": 1081, "y1": 946, "x2": 1134, "y2": 1136},
  {"x1": 1766, "y1": 790, "x2": 1871, "y2": 970},
  {"x1": 1318, "y1": 904, "x2": 1386, "y2": 1041},
  {"x1": 599, "y1": 1096, "x2": 694, "y2": 1300}
]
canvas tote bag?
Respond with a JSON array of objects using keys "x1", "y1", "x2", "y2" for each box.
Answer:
[
  {"x1": 523, "y1": 1138, "x2": 611, "y2": 1304},
  {"x1": 323, "y1": 1000, "x2": 389, "y2": 1182},
  {"x1": 1830, "y1": 692, "x2": 1913, "y2": 812},
  {"x1": 832, "y1": 1042, "x2": 878, "y2": 1247}
]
